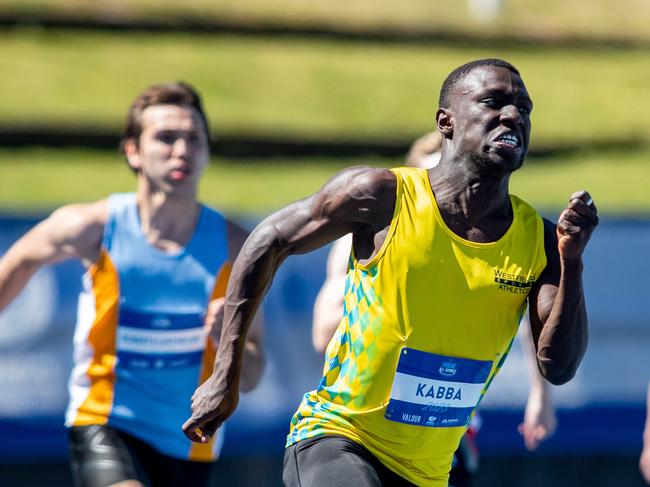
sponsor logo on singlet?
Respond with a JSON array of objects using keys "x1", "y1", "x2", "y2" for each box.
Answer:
[{"x1": 493, "y1": 268, "x2": 536, "y2": 295}]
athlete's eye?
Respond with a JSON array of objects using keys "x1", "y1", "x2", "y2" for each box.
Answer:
[
  {"x1": 157, "y1": 132, "x2": 176, "y2": 144},
  {"x1": 482, "y1": 98, "x2": 504, "y2": 110}
]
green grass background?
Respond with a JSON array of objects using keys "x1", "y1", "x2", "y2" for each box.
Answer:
[
  {"x1": 4, "y1": 0, "x2": 650, "y2": 41},
  {"x1": 0, "y1": 2, "x2": 648, "y2": 216},
  {"x1": 1, "y1": 29, "x2": 649, "y2": 146},
  {"x1": 1, "y1": 147, "x2": 647, "y2": 216}
]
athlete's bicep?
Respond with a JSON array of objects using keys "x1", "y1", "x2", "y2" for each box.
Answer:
[{"x1": 259, "y1": 166, "x2": 396, "y2": 256}]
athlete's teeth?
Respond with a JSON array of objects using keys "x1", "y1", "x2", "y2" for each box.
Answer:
[{"x1": 500, "y1": 134, "x2": 518, "y2": 145}]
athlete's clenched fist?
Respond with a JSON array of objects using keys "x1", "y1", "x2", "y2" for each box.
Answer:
[{"x1": 556, "y1": 191, "x2": 598, "y2": 261}]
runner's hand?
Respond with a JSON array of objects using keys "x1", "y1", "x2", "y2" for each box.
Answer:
[
  {"x1": 182, "y1": 372, "x2": 239, "y2": 443},
  {"x1": 518, "y1": 389, "x2": 557, "y2": 451},
  {"x1": 556, "y1": 191, "x2": 598, "y2": 261},
  {"x1": 641, "y1": 446, "x2": 650, "y2": 484}
]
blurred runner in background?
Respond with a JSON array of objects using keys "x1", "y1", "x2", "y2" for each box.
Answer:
[{"x1": 0, "y1": 82, "x2": 264, "y2": 487}]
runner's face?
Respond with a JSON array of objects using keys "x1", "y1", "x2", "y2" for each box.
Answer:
[
  {"x1": 135, "y1": 104, "x2": 209, "y2": 195},
  {"x1": 450, "y1": 66, "x2": 532, "y2": 174}
]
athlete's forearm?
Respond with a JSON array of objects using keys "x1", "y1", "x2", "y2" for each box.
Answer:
[
  {"x1": 211, "y1": 209, "x2": 298, "y2": 389},
  {"x1": 0, "y1": 251, "x2": 41, "y2": 312},
  {"x1": 213, "y1": 258, "x2": 277, "y2": 390},
  {"x1": 536, "y1": 258, "x2": 588, "y2": 385}
]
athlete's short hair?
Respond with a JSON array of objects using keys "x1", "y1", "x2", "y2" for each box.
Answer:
[
  {"x1": 120, "y1": 81, "x2": 210, "y2": 154},
  {"x1": 438, "y1": 59, "x2": 520, "y2": 109}
]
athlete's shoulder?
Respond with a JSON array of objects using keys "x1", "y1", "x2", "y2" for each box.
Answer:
[
  {"x1": 317, "y1": 166, "x2": 397, "y2": 207},
  {"x1": 48, "y1": 199, "x2": 109, "y2": 237},
  {"x1": 103, "y1": 192, "x2": 136, "y2": 213},
  {"x1": 390, "y1": 166, "x2": 431, "y2": 193},
  {"x1": 509, "y1": 196, "x2": 558, "y2": 273},
  {"x1": 327, "y1": 166, "x2": 396, "y2": 197},
  {"x1": 389, "y1": 165, "x2": 423, "y2": 177},
  {"x1": 38, "y1": 199, "x2": 108, "y2": 264},
  {"x1": 318, "y1": 166, "x2": 397, "y2": 223},
  {"x1": 509, "y1": 193, "x2": 549, "y2": 233},
  {"x1": 509, "y1": 193, "x2": 540, "y2": 215}
]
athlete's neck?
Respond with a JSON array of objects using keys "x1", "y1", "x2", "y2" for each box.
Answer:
[
  {"x1": 427, "y1": 162, "x2": 512, "y2": 243},
  {"x1": 136, "y1": 188, "x2": 201, "y2": 252}
]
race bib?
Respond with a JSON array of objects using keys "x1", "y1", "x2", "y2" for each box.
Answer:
[
  {"x1": 385, "y1": 348, "x2": 493, "y2": 427},
  {"x1": 116, "y1": 308, "x2": 206, "y2": 370}
]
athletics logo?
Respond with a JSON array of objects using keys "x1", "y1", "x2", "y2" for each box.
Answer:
[
  {"x1": 152, "y1": 316, "x2": 172, "y2": 328},
  {"x1": 439, "y1": 361, "x2": 457, "y2": 377},
  {"x1": 493, "y1": 268, "x2": 536, "y2": 295}
]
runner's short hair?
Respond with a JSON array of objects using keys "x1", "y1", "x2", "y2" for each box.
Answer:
[
  {"x1": 438, "y1": 59, "x2": 520, "y2": 109},
  {"x1": 120, "y1": 81, "x2": 210, "y2": 153}
]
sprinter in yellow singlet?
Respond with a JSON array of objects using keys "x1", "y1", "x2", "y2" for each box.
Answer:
[{"x1": 184, "y1": 59, "x2": 599, "y2": 486}]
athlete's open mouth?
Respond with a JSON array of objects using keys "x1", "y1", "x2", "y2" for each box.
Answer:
[{"x1": 494, "y1": 132, "x2": 520, "y2": 148}]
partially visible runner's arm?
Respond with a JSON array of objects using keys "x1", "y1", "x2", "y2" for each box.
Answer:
[
  {"x1": 518, "y1": 314, "x2": 556, "y2": 450},
  {"x1": 640, "y1": 382, "x2": 650, "y2": 484},
  {"x1": 182, "y1": 166, "x2": 396, "y2": 443},
  {"x1": 0, "y1": 201, "x2": 106, "y2": 312},
  {"x1": 312, "y1": 234, "x2": 352, "y2": 353}
]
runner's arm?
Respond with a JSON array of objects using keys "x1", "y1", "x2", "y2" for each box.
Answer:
[
  {"x1": 227, "y1": 220, "x2": 265, "y2": 392},
  {"x1": 528, "y1": 191, "x2": 598, "y2": 385},
  {"x1": 0, "y1": 201, "x2": 106, "y2": 312},
  {"x1": 183, "y1": 166, "x2": 396, "y2": 442},
  {"x1": 518, "y1": 314, "x2": 556, "y2": 450}
]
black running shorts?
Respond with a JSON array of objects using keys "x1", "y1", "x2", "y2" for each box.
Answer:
[
  {"x1": 68, "y1": 424, "x2": 214, "y2": 487},
  {"x1": 283, "y1": 435, "x2": 416, "y2": 487}
]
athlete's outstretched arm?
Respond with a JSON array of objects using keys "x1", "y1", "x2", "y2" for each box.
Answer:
[
  {"x1": 0, "y1": 202, "x2": 106, "y2": 312},
  {"x1": 528, "y1": 191, "x2": 598, "y2": 385},
  {"x1": 203, "y1": 221, "x2": 267, "y2": 392},
  {"x1": 228, "y1": 221, "x2": 266, "y2": 392},
  {"x1": 182, "y1": 167, "x2": 396, "y2": 443}
]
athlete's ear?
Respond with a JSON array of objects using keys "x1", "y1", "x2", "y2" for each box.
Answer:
[
  {"x1": 123, "y1": 139, "x2": 141, "y2": 172},
  {"x1": 436, "y1": 108, "x2": 454, "y2": 139}
]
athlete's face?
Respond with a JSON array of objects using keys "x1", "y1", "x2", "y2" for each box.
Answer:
[
  {"x1": 446, "y1": 65, "x2": 532, "y2": 175},
  {"x1": 127, "y1": 104, "x2": 210, "y2": 196}
]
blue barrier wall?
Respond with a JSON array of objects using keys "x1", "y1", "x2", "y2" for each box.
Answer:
[{"x1": 0, "y1": 214, "x2": 648, "y2": 462}]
